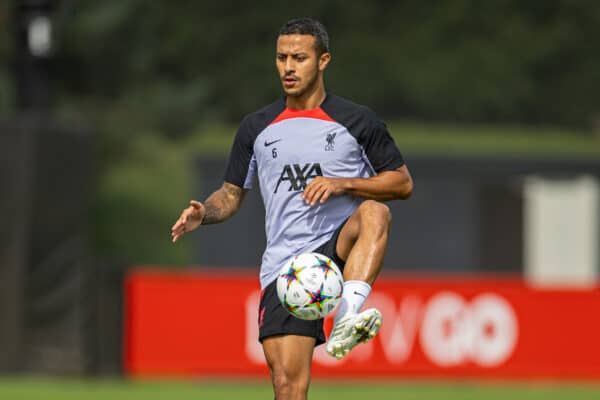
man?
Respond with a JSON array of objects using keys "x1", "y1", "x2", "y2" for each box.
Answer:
[{"x1": 171, "y1": 17, "x2": 413, "y2": 400}]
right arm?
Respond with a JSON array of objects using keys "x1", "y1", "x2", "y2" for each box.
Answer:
[
  {"x1": 171, "y1": 182, "x2": 246, "y2": 243},
  {"x1": 172, "y1": 113, "x2": 256, "y2": 243}
]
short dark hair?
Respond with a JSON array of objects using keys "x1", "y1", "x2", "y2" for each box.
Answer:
[{"x1": 278, "y1": 17, "x2": 330, "y2": 54}]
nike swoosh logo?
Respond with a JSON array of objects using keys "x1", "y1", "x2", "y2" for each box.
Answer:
[
  {"x1": 353, "y1": 291, "x2": 367, "y2": 299},
  {"x1": 264, "y1": 139, "x2": 282, "y2": 147}
]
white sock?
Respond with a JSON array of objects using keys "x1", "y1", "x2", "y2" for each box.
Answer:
[{"x1": 334, "y1": 280, "x2": 372, "y2": 324}]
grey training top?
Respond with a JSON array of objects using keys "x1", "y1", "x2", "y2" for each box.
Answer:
[{"x1": 224, "y1": 94, "x2": 405, "y2": 288}]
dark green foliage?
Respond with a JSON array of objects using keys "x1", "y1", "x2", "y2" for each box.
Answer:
[
  {"x1": 0, "y1": 1, "x2": 13, "y2": 115},
  {"x1": 4, "y1": 1, "x2": 599, "y2": 265},
  {"x1": 51, "y1": 0, "x2": 600, "y2": 128}
]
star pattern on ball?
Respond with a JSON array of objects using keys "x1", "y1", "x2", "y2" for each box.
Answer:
[
  {"x1": 312, "y1": 255, "x2": 334, "y2": 279},
  {"x1": 283, "y1": 296, "x2": 299, "y2": 313},
  {"x1": 304, "y1": 282, "x2": 335, "y2": 312},
  {"x1": 280, "y1": 260, "x2": 306, "y2": 288}
]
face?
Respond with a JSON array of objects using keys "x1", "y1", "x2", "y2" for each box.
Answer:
[{"x1": 276, "y1": 34, "x2": 330, "y2": 97}]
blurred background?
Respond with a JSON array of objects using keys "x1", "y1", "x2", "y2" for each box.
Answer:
[{"x1": 1, "y1": 0, "x2": 600, "y2": 398}]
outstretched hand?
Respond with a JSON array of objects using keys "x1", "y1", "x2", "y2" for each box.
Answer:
[{"x1": 171, "y1": 200, "x2": 205, "y2": 243}]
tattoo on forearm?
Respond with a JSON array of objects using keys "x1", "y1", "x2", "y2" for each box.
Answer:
[
  {"x1": 201, "y1": 204, "x2": 221, "y2": 225},
  {"x1": 202, "y1": 183, "x2": 244, "y2": 225}
]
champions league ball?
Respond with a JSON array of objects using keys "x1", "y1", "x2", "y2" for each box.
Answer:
[{"x1": 276, "y1": 252, "x2": 344, "y2": 320}]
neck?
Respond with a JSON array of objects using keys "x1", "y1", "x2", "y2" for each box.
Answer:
[{"x1": 286, "y1": 78, "x2": 326, "y2": 110}]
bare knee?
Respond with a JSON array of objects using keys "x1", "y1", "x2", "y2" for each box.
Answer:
[
  {"x1": 358, "y1": 200, "x2": 391, "y2": 230},
  {"x1": 270, "y1": 365, "x2": 310, "y2": 400}
]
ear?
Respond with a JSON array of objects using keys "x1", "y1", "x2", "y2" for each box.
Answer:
[{"x1": 318, "y1": 52, "x2": 331, "y2": 71}]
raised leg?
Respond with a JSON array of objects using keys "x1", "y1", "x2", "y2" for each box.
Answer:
[
  {"x1": 326, "y1": 200, "x2": 390, "y2": 359},
  {"x1": 336, "y1": 200, "x2": 391, "y2": 284}
]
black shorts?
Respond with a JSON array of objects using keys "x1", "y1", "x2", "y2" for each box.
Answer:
[{"x1": 258, "y1": 222, "x2": 347, "y2": 346}]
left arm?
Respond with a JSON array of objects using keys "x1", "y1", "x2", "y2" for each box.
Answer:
[{"x1": 302, "y1": 165, "x2": 413, "y2": 206}]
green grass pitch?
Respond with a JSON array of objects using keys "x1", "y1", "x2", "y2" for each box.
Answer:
[{"x1": 1, "y1": 378, "x2": 599, "y2": 400}]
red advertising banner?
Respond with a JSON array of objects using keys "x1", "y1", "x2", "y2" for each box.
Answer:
[{"x1": 124, "y1": 269, "x2": 600, "y2": 379}]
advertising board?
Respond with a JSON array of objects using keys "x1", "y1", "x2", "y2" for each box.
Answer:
[{"x1": 125, "y1": 269, "x2": 600, "y2": 379}]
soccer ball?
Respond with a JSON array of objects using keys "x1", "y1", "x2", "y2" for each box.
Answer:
[{"x1": 276, "y1": 252, "x2": 344, "y2": 320}]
